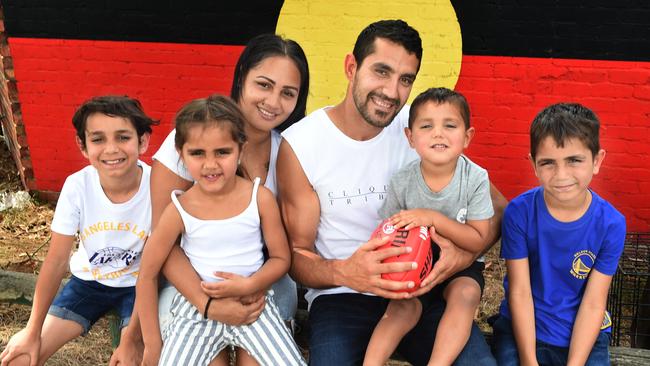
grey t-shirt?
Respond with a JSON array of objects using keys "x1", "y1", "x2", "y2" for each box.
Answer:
[{"x1": 379, "y1": 155, "x2": 494, "y2": 224}]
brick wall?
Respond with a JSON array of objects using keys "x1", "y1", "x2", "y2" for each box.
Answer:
[
  {"x1": 3, "y1": 1, "x2": 650, "y2": 230},
  {"x1": 458, "y1": 56, "x2": 650, "y2": 230},
  {"x1": 10, "y1": 39, "x2": 242, "y2": 192}
]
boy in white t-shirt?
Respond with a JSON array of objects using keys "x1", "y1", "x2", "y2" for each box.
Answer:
[{"x1": 0, "y1": 95, "x2": 157, "y2": 366}]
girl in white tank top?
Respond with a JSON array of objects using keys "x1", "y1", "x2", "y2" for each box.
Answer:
[{"x1": 136, "y1": 95, "x2": 304, "y2": 366}]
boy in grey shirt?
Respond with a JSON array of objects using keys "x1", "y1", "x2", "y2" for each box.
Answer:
[{"x1": 364, "y1": 88, "x2": 494, "y2": 366}]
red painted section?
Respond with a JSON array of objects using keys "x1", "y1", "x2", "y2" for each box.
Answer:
[
  {"x1": 457, "y1": 55, "x2": 650, "y2": 231},
  {"x1": 9, "y1": 39, "x2": 650, "y2": 230},
  {"x1": 10, "y1": 38, "x2": 243, "y2": 191}
]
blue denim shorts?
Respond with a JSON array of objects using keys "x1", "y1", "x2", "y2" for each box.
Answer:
[{"x1": 48, "y1": 276, "x2": 135, "y2": 335}]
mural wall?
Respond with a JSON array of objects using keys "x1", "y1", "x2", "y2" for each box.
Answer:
[{"x1": 3, "y1": 1, "x2": 650, "y2": 230}]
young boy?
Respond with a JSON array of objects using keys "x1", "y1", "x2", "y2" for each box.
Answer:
[
  {"x1": 364, "y1": 87, "x2": 494, "y2": 366},
  {"x1": 0, "y1": 96, "x2": 156, "y2": 366},
  {"x1": 493, "y1": 103, "x2": 626, "y2": 366}
]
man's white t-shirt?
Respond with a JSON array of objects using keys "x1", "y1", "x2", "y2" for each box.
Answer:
[
  {"x1": 282, "y1": 107, "x2": 417, "y2": 306},
  {"x1": 50, "y1": 162, "x2": 151, "y2": 287}
]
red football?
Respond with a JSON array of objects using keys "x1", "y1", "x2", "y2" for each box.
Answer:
[{"x1": 371, "y1": 219, "x2": 435, "y2": 292}]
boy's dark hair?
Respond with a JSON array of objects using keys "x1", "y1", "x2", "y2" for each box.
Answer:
[
  {"x1": 408, "y1": 87, "x2": 470, "y2": 129},
  {"x1": 72, "y1": 95, "x2": 158, "y2": 149},
  {"x1": 230, "y1": 33, "x2": 310, "y2": 132},
  {"x1": 530, "y1": 103, "x2": 600, "y2": 160},
  {"x1": 353, "y1": 19, "x2": 422, "y2": 72}
]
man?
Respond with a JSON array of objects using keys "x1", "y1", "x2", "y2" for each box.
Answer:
[{"x1": 278, "y1": 19, "x2": 505, "y2": 365}]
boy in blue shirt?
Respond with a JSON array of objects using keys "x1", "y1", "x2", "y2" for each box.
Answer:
[{"x1": 493, "y1": 103, "x2": 626, "y2": 366}]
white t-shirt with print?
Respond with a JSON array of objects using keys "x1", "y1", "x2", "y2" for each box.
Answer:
[
  {"x1": 282, "y1": 107, "x2": 417, "y2": 306},
  {"x1": 50, "y1": 162, "x2": 151, "y2": 287}
]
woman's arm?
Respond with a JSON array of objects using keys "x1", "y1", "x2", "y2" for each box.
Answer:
[
  {"x1": 0, "y1": 233, "x2": 75, "y2": 365},
  {"x1": 567, "y1": 269, "x2": 612, "y2": 366},
  {"x1": 151, "y1": 160, "x2": 193, "y2": 229},
  {"x1": 135, "y1": 203, "x2": 184, "y2": 365},
  {"x1": 162, "y1": 247, "x2": 266, "y2": 325},
  {"x1": 507, "y1": 258, "x2": 538, "y2": 366}
]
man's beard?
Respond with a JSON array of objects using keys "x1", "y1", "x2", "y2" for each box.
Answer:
[{"x1": 352, "y1": 84, "x2": 401, "y2": 128}]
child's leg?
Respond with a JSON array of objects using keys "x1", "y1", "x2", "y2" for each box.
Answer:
[
  {"x1": 207, "y1": 348, "x2": 231, "y2": 366},
  {"x1": 429, "y1": 277, "x2": 482, "y2": 365},
  {"x1": 236, "y1": 347, "x2": 260, "y2": 366},
  {"x1": 37, "y1": 315, "x2": 85, "y2": 362},
  {"x1": 18, "y1": 276, "x2": 117, "y2": 365},
  {"x1": 159, "y1": 293, "x2": 227, "y2": 366},
  {"x1": 364, "y1": 298, "x2": 422, "y2": 366},
  {"x1": 4, "y1": 315, "x2": 83, "y2": 366},
  {"x1": 233, "y1": 294, "x2": 306, "y2": 366}
]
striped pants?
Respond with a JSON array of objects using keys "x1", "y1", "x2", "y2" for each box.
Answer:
[{"x1": 159, "y1": 291, "x2": 305, "y2": 366}]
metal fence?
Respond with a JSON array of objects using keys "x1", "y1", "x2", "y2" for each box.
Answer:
[{"x1": 609, "y1": 232, "x2": 650, "y2": 348}]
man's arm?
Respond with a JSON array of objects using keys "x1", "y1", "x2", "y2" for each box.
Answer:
[
  {"x1": 484, "y1": 182, "x2": 508, "y2": 254},
  {"x1": 567, "y1": 269, "x2": 612, "y2": 366},
  {"x1": 277, "y1": 140, "x2": 415, "y2": 298}
]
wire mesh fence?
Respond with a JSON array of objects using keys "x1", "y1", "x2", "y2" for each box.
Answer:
[{"x1": 608, "y1": 232, "x2": 650, "y2": 348}]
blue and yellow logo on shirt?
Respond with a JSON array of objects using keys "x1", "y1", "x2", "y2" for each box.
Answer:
[
  {"x1": 571, "y1": 250, "x2": 595, "y2": 279},
  {"x1": 601, "y1": 311, "x2": 612, "y2": 330}
]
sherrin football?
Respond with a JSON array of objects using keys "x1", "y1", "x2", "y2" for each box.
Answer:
[{"x1": 371, "y1": 219, "x2": 435, "y2": 292}]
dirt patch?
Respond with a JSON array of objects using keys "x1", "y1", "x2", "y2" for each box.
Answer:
[{"x1": 0, "y1": 143, "x2": 112, "y2": 365}]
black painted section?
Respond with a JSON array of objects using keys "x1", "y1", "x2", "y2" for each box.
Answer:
[
  {"x1": 3, "y1": 0, "x2": 284, "y2": 45},
  {"x1": 450, "y1": 0, "x2": 650, "y2": 61},
  {"x1": 5, "y1": 1, "x2": 650, "y2": 61}
]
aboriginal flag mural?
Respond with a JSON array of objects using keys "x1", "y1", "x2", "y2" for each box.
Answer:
[{"x1": 3, "y1": 1, "x2": 650, "y2": 230}]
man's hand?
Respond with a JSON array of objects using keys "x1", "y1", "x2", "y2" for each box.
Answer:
[
  {"x1": 0, "y1": 328, "x2": 41, "y2": 366},
  {"x1": 333, "y1": 235, "x2": 418, "y2": 299},
  {"x1": 409, "y1": 227, "x2": 475, "y2": 297},
  {"x1": 390, "y1": 209, "x2": 437, "y2": 230}
]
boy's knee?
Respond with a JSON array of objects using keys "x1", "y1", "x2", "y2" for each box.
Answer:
[
  {"x1": 386, "y1": 299, "x2": 421, "y2": 321},
  {"x1": 446, "y1": 279, "x2": 481, "y2": 308},
  {"x1": 4, "y1": 354, "x2": 33, "y2": 366}
]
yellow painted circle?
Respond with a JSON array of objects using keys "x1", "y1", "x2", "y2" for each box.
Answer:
[{"x1": 276, "y1": 1, "x2": 462, "y2": 113}]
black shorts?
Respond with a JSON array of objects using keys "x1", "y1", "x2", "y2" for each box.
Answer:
[{"x1": 418, "y1": 260, "x2": 485, "y2": 310}]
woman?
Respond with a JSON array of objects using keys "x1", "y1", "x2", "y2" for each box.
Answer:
[{"x1": 112, "y1": 34, "x2": 309, "y2": 366}]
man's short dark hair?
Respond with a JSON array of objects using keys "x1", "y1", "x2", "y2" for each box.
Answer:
[
  {"x1": 408, "y1": 87, "x2": 470, "y2": 129},
  {"x1": 353, "y1": 19, "x2": 422, "y2": 71},
  {"x1": 72, "y1": 95, "x2": 158, "y2": 149},
  {"x1": 530, "y1": 103, "x2": 600, "y2": 159}
]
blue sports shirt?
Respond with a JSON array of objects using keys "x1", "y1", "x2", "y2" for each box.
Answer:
[{"x1": 499, "y1": 187, "x2": 625, "y2": 347}]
